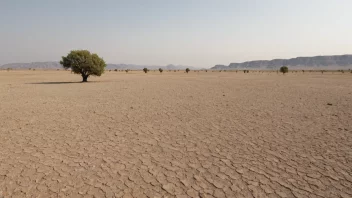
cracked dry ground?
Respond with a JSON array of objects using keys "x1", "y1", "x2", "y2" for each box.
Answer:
[{"x1": 0, "y1": 71, "x2": 351, "y2": 198}]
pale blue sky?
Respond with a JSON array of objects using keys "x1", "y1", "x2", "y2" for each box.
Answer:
[{"x1": 0, "y1": 0, "x2": 351, "y2": 67}]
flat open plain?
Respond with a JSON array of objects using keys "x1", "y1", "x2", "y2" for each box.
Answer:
[{"x1": 0, "y1": 70, "x2": 351, "y2": 198}]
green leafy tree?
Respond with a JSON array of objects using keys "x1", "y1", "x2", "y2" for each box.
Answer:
[
  {"x1": 143, "y1": 68, "x2": 149, "y2": 73},
  {"x1": 186, "y1": 68, "x2": 190, "y2": 73},
  {"x1": 280, "y1": 66, "x2": 288, "y2": 74},
  {"x1": 60, "y1": 50, "x2": 106, "y2": 82}
]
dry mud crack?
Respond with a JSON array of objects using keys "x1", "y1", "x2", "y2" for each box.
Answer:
[{"x1": 0, "y1": 71, "x2": 351, "y2": 198}]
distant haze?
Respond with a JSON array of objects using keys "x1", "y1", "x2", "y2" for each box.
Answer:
[{"x1": 1, "y1": 0, "x2": 352, "y2": 67}]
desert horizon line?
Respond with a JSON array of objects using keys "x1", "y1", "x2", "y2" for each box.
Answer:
[{"x1": 1, "y1": 53, "x2": 352, "y2": 69}]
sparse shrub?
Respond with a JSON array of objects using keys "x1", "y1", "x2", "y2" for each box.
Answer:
[
  {"x1": 143, "y1": 68, "x2": 149, "y2": 73},
  {"x1": 302, "y1": 70, "x2": 305, "y2": 73},
  {"x1": 60, "y1": 50, "x2": 106, "y2": 82},
  {"x1": 186, "y1": 68, "x2": 190, "y2": 73},
  {"x1": 159, "y1": 68, "x2": 163, "y2": 73},
  {"x1": 205, "y1": 70, "x2": 208, "y2": 72},
  {"x1": 125, "y1": 69, "x2": 129, "y2": 73},
  {"x1": 321, "y1": 70, "x2": 324, "y2": 74},
  {"x1": 279, "y1": 66, "x2": 288, "y2": 74},
  {"x1": 29, "y1": 68, "x2": 32, "y2": 70},
  {"x1": 114, "y1": 69, "x2": 118, "y2": 72}
]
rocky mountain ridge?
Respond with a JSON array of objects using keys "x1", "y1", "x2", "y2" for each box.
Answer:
[{"x1": 212, "y1": 55, "x2": 352, "y2": 70}]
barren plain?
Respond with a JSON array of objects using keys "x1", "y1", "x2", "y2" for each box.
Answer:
[{"x1": 0, "y1": 70, "x2": 351, "y2": 198}]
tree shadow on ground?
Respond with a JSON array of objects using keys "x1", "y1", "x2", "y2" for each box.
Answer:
[
  {"x1": 26, "y1": 81, "x2": 84, "y2": 85},
  {"x1": 26, "y1": 81, "x2": 111, "y2": 85}
]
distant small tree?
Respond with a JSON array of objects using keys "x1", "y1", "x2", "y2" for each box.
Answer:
[
  {"x1": 280, "y1": 66, "x2": 288, "y2": 74},
  {"x1": 302, "y1": 70, "x2": 305, "y2": 73},
  {"x1": 125, "y1": 69, "x2": 129, "y2": 73},
  {"x1": 186, "y1": 68, "x2": 190, "y2": 73},
  {"x1": 321, "y1": 70, "x2": 324, "y2": 74},
  {"x1": 60, "y1": 50, "x2": 106, "y2": 82},
  {"x1": 159, "y1": 68, "x2": 163, "y2": 73},
  {"x1": 143, "y1": 68, "x2": 149, "y2": 73}
]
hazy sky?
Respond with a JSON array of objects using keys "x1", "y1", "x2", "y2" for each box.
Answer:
[{"x1": 0, "y1": 0, "x2": 352, "y2": 67}]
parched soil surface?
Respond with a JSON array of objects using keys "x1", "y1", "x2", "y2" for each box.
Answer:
[{"x1": 0, "y1": 70, "x2": 351, "y2": 198}]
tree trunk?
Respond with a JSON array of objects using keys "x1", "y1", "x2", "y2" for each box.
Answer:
[{"x1": 82, "y1": 74, "x2": 89, "y2": 82}]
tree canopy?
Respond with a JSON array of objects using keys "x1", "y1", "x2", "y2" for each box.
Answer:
[
  {"x1": 280, "y1": 66, "x2": 288, "y2": 74},
  {"x1": 60, "y1": 50, "x2": 106, "y2": 82}
]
